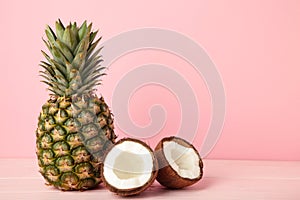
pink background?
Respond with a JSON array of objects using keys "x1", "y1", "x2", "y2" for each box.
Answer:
[{"x1": 0, "y1": 0, "x2": 299, "y2": 160}]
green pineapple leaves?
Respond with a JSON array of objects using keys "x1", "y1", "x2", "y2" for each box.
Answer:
[{"x1": 40, "y1": 19, "x2": 104, "y2": 97}]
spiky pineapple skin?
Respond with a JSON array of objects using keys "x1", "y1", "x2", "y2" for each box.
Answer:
[{"x1": 36, "y1": 94, "x2": 116, "y2": 190}]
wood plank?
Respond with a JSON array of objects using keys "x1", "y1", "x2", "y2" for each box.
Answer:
[{"x1": 0, "y1": 159, "x2": 299, "y2": 199}]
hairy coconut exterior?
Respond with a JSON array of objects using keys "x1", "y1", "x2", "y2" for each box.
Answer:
[
  {"x1": 155, "y1": 136, "x2": 203, "y2": 189},
  {"x1": 101, "y1": 138, "x2": 158, "y2": 196}
]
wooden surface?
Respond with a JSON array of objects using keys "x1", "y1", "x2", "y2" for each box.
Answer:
[{"x1": 0, "y1": 159, "x2": 299, "y2": 199}]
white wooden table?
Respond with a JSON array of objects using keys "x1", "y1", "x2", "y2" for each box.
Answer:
[{"x1": 0, "y1": 159, "x2": 299, "y2": 199}]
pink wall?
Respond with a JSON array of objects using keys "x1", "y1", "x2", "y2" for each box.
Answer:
[{"x1": 0, "y1": 0, "x2": 299, "y2": 160}]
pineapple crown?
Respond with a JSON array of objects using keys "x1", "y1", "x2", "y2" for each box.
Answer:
[{"x1": 40, "y1": 19, "x2": 105, "y2": 97}]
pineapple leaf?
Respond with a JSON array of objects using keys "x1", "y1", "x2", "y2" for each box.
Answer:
[
  {"x1": 72, "y1": 52, "x2": 86, "y2": 70},
  {"x1": 39, "y1": 74, "x2": 53, "y2": 83},
  {"x1": 39, "y1": 70, "x2": 56, "y2": 81},
  {"x1": 83, "y1": 73, "x2": 105, "y2": 84},
  {"x1": 86, "y1": 48, "x2": 102, "y2": 66},
  {"x1": 63, "y1": 26, "x2": 77, "y2": 51},
  {"x1": 40, "y1": 60, "x2": 51, "y2": 67},
  {"x1": 87, "y1": 37, "x2": 102, "y2": 57},
  {"x1": 78, "y1": 21, "x2": 87, "y2": 40},
  {"x1": 65, "y1": 61, "x2": 72, "y2": 81},
  {"x1": 41, "y1": 50, "x2": 53, "y2": 64},
  {"x1": 54, "y1": 39, "x2": 74, "y2": 62},
  {"x1": 58, "y1": 19, "x2": 65, "y2": 29},
  {"x1": 53, "y1": 80, "x2": 68, "y2": 88},
  {"x1": 50, "y1": 59, "x2": 67, "y2": 79},
  {"x1": 74, "y1": 35, "x2": 89, "y2": 56},
  {"x1": 90, "y1": 30, "x2": 98, "y2": 43},
  {"x1": 52, "y1": 81, "x2": 68, "y2": 91},
  {"x1": 42, "y1": 38, "x2": 52, "y2": 52},
  {"x1": 41, "y1": 20, "x2": 105, "y2": 96},
  {"x1": 41, "y1": 80, "x2": 53, "y2": 87},
  {"x1": 50, "y1": 85, "x2": 65, "y2": 96},
  {"x1": 48, "y1": 88, "x2": 61, "y2": 96},
  {"x1": 55, "y1": 74, "x2": 68, "y2": 87},
  {"x1": 75, "y1": 80, "x2": 99, "y2": 94},
  {"x1": 92, "y1": 66, "x2": 106, "y2": 76},
  {"x1": 87, "y1": 23, "x2": 93, "y2": 36},
  {"x1": 81, "y1": 60, "x2": 103, "y2": 80},
  {"x1": 50, "y1": 45, "x2": 68, "y2": 65},
  {"x1": 39, "y1": 61, "x2": 55, "y2": 76},
  {"x1": 52, "y1": 64, "x2": 67, "y2": 85},
  {"x1": 69, "y1": 75, "x2": 83, "y2": 94},
  {"x1": 71, "y1": 22, "x2": 79, "y2": 44},
  {"x1": 82, "y1": 56, "x2": 103, "y2": 72},
  {"x1": 45, "y1": 25, "x2": 56, "y2": 44},
  {"x1": 69, "y1": 69, "x2": 79, "y2": 80},
  {"x1": 55, "y1": 20, "x2": 65, "y2": 40}
]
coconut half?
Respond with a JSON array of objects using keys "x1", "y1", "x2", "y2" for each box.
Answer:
[
  {"x1": 155, "y1": 136, "x2": 203, "y2": 189},
  {"x1": 101, "y1": 138, "x2": 158, "y2": 196}
]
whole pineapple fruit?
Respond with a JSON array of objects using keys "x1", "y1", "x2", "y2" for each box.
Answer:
[{"x1": 36, "y1": 20, "x2": 116, "y2": 191}]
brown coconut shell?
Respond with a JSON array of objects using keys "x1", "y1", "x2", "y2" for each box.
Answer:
[
  {"x1": 101, "y1": 138, "x2": 158, "y2": 196},
  {"x1": 155, "y1": 136, "x2": 203, "y2": 189}
]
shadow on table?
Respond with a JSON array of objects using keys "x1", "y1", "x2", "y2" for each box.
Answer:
[{"x1": 113, "y1": 177, "x2": 216, "y2": 199}]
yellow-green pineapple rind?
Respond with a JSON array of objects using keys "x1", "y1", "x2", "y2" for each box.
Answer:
[{"x1": 37, "y1": 95, "x2": 115, "y2": 190}]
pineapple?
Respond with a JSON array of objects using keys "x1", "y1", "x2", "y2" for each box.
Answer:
[{"x1": 36, "y1": 20, "x2": 116, "y2": 190}]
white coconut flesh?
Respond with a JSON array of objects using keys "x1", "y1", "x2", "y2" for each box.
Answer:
[
  {"x1": 163, "y1": 141, "x2": 200, "y2": 179},
  {"x1": 103, "y1": 141, "x2": 154, "y2": 190}
]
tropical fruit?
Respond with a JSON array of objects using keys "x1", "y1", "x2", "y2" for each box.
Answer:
[
  {"x1": 36, "y1": 20, "x2": 116, "y2": 190},
  {"x1": 155, "y1": 136, "x2": 203, "y2": 189},
  {"x1": 101, "y1": 138, "x2": 158, "y2": 196}
]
